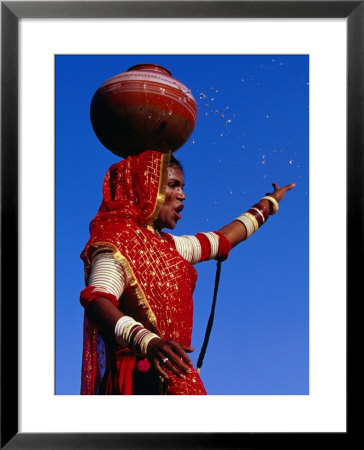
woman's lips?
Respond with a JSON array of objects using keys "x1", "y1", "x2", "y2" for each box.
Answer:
[{"x1": 174, "y1": 204, "x2": 184, "y2": 221}]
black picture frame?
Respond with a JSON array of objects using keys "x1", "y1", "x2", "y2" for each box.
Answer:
[{"x1": 1, "y1": 1, "x2": 360, "y2": 448}]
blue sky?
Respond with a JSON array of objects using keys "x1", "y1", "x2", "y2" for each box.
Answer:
[{"x1": 55, "y1": 54, "x2": 309, "y2": 395}]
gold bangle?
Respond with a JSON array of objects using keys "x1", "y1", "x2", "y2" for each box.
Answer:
[
  {"x1": 262, "y1": 196, "x2": 279, "y2": 215},
  {"x1": 243, "y1": 212, "x2": 259, "y2": 232}
]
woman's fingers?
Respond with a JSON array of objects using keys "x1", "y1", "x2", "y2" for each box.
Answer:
[
  {"x1": 162, "y1": 357, "x2": 190, "y2": 379},
  {"x1": 266, "y1": 182, "x2": 296, "y2": 200},
  {"x1": 154, "y1": 353, "x2": 190, "y2": 380},
  {"x1": 271, "y1": 182, "x2": 296, "y2": 193},
  {"x1": 181, "y1": 345, "x2": 194, "y2": 353},
  {"x1": 164, "y1": 343, "x2": 193, "y2": 374},
  {"x1": 148, "y1": 338, "x2": 194, "y2": 379},
  {"x1": 170, "y1": 342, "x2": 194, "y2": 366},
  {"x1": 153, "y1": 357, "x2": 170, "y2": 381}
]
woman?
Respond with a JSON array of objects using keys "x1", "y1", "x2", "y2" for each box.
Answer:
[{"x1": 80, "y1": 149, "x2": 295, "y2": 395}]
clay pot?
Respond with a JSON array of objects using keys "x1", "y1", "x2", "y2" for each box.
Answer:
[{"x1": 90, "y1": 64, "x2": 197, "y2": 157}]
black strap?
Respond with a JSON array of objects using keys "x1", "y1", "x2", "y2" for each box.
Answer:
[{"x1": 197, "y1": 260, "x2": 222, "y2": 371}]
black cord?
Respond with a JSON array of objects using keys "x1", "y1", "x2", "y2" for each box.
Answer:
[{"x1": 197, "y1": 260, "x2": 222, "y2": 371}]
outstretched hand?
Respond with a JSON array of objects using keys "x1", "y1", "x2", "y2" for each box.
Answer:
[
  {"x1": 266, "y1": 182, "x2": 296, "y2": 203},
  {"x1": 147, "y1": 337, "x2": 194, "y2": 381}
]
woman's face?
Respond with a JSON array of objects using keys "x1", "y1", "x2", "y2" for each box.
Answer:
[{"x1": 155, "y1": 165, "x2": 186, "y2": 230}]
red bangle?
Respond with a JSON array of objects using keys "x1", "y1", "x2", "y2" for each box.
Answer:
[
  {"x1": 252, "y1": 203, "x2": 269, "y2": 220},
  {"x1": 247, "y1": 208, "x2": 265, "y2": 227},
  {"x1": 80, "y1": 285, "x2": 119, "y2": 308}
]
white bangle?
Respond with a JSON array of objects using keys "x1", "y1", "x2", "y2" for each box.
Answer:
[
  {"x1": 115, "y1": 316, "x2": 161, "y2": 356},
  {"x1": 234, "y1": 214, "x2": 255, "y2": 238},
  {"x1": 133, "y1": 327, "x2": 160, "y2": 356},
  {"x1": 201, "y1": 232, "x2": 220, "y2": 259},
  {"x1": 243, "y1": 212, "x2": 259, "y2": 232},
  {"x1": 139, "y1": 333, "x2": 160, "y2": 357},
  {"x1": 114, "y1": 316, "x2": 142, "y2": 347}
]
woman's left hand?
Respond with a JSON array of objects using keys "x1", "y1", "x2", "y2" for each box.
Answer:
[{"x1": 267, "y1": 182, "x2": 296, "y2": 203}]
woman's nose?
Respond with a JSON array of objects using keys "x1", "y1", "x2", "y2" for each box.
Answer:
[{"x1": 177, "y1": 188, "x2": 186, "y2": 201}]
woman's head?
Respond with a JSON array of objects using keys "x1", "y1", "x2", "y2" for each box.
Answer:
[
  {"x1": 154, "y1": 154, "x2": 186, "y2": 230},
  {"x1": 89, "y1": 150, "x2": 185, "y2": 233}
]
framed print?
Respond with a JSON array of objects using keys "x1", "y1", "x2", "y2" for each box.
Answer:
[{"x1": 1, "y1": 0, "x2": 360, "y2": 448}]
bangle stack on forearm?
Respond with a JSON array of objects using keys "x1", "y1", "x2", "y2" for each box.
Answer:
[
  {"x1": 234, "y1": 195, "x2": 279, "y2": 239},
  {"x1": 114, "y1": 315, "x2": 160, "y2": 356}
]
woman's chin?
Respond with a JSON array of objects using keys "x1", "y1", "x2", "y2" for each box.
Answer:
[
  {"x1": 154, "y1": 216, "x2": 179, "y2": 231},
  {"x1": 165, "y1": 219, "x2": 178, "y2": 230}
]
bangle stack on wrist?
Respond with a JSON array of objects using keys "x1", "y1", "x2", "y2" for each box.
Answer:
[
  {"x1": 234, "y1": 195, "x2": 279, "y2": 239},
  {"x1": 114, "y1": 316, "x2": 160, "y2": 356}
]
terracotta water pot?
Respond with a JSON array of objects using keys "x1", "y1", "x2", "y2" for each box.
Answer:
[{"x1": 90, "y1": 64, "x2": 197, "y2": 157}]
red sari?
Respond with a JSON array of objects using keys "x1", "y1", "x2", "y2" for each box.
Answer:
[{"x1": 80, "y1": 150, "x2": 228, "y2": 395}]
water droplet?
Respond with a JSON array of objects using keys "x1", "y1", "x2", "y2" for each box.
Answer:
[
  {"x1": 289, "y1": 159, "x2": 294, "y2": 165},
  {"x1": 220, "y1": 114, "x2": 225, "y2": 119},
  {"x1": 199, "y1": 92, "x2": 207, "y2": 99}
]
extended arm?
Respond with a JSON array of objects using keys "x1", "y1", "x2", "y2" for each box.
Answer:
[{"x1": 218, "y1": 182, "x2": 296, "y2": 247}]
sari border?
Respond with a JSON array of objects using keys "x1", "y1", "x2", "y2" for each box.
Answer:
[{"x1": 142, "y1": 151, "x2": 171, "y2": 226}]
